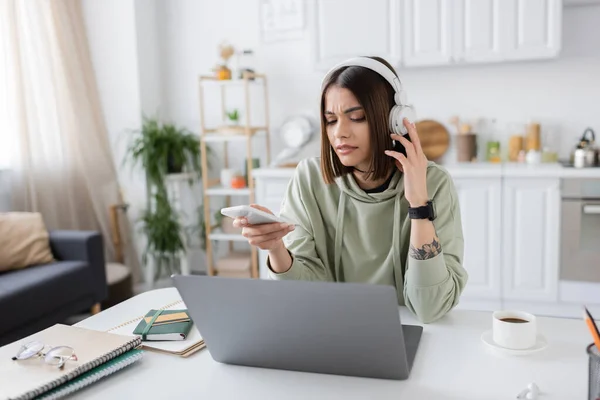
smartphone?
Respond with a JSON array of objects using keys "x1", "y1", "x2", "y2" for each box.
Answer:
[{"x1": 221, "y1": 205, "x2": 284, "y2": 225}]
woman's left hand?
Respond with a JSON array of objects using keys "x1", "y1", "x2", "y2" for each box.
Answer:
[{"x1": 385, "y1": 118, "x2": 429, "y2": 207}]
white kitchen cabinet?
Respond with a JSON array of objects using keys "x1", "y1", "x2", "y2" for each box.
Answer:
[
  {"x1": 453, "y1": 0, "x2": 562, "y2": 64},
  {"x1": 311, "y1": 0, "x2": 562, "y2": 70},
  {"x1": 310, "y1": 0, "x2": 401, "y2": 70},
  {"x1": 501, "y1": 0, "x2": 562, "y2": 61},
  {"x1": 453, "y1": 0, "x2": 506, "y2": 63},
  {"x1": 402, "y1": 0, "x2": 453, "y2": 66},
  {"x1": 453, "y1": 178, "x2": 502, "y2": 309},
  {"x1": 501, "y1": 178, "x2": 561, "y2": 303}
]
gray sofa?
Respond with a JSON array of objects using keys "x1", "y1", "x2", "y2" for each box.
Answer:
[{"x1": 0, "y1": 230, "x2": 108, "y2": 346}]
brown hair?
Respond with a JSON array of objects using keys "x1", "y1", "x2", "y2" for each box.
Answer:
[{"x1": 320, "y1": 56, "x2": 398, "y2": 184}]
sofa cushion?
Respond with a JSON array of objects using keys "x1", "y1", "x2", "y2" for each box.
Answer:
[
  {"x1": 0, "y1": 212, "x2": 54, "y2": 272},
  {"x1": 0, "y1": 261, "x2": 93, "y2": 336}
]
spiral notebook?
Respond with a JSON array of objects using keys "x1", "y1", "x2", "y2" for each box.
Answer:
[
  {"x1": 35, "y1": 349, "x2": 144, "y2": 400},
  {"x1": 0, "y1": 324, "x2": 141, "y2": 400}
]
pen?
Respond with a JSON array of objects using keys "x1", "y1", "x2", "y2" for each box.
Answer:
[{"x1": 583, "y1": 306, "x2": 600, "y2": 352}]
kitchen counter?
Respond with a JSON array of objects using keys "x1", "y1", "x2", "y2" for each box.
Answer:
[{"x1": 253, "y1": 162, "x2": 600, "y2": 179}]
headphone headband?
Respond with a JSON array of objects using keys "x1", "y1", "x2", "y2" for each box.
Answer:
[{"x1": 320, "y1": 57, "x2": 406, "y2": 105}]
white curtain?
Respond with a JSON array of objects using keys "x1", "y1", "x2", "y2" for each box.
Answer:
[{"x1": 0, "y1": 0, "x2": 141, "y2": 282}]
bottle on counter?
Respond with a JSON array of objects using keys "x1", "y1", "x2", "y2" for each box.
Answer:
[
  {"x1": 487, "y1": 141, "x2": 501, "y2": 163},
  {"x1": 526, "y1": 122, "x2": 541, "y2": 152},
  {"x1": 456, "y1": 124, "x2": 478, "y2": 162}
]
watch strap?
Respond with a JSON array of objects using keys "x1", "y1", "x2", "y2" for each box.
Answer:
[{"x1": 408, "y1": 201, "x2": 435, "y2": 220}]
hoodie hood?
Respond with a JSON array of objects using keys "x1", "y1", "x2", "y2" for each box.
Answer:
[
  {"x1": 336, "y1": 168, "x2": 404, "y2": 202},
  {"x1": 332, "y1": 169, "x2": 406, "y2": 287}
]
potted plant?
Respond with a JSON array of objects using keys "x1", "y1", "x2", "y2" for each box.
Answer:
[
  {"x1": 139, "y1": 191, "x2": 186, "y2": 280},
  {"x1": 124, "y1": 115, "x2": 212, "y2": 279},
  {"x1": 225, "y1": 109, "x2": 240, "y2": 126}
]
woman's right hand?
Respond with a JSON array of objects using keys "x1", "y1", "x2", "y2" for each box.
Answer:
[{"x1": 232, "y1": 204, "x2": 295, "y2": 251}]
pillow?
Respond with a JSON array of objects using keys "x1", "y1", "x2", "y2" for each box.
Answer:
[{"x1": 0, "y1": 212, "x2": 55, "y2": 272}]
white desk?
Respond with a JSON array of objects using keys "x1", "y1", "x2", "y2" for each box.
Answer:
[{"x1": 73, "y1": 287, "x2": 591, "y2": 399}]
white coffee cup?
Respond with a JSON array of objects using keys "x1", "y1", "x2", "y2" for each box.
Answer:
[{"x1": 492, "y1": 310, "x2": 537, "y2": 350}]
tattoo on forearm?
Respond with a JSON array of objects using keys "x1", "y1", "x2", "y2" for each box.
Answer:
[{"x1": 409, "y1": 237, "x2": 442, "y2": 260}]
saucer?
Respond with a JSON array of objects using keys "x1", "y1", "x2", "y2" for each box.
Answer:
[{"x1": 481, "y1": 330, "x2": 548, "y2": 356}]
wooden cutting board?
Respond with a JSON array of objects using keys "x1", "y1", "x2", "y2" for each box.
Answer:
[{"x1": 415, "y1": 119, "x2": 450, "y2": 160}]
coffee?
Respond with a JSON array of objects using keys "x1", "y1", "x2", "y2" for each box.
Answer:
[{"x1": 500, "y1": 317, "x2": 528, "y2": 323}]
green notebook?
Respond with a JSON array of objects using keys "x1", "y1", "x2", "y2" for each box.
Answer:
[
  {"x1": 36, "y1": 349, "x2": 144, "y2": 399},
  {"x1": 133, "y1": 309, "x2": 193, "y2": 341}
]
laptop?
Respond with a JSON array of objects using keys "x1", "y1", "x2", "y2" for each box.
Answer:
[{"x1": 172, "y1": 275, "x2": 423, "y2": 380}]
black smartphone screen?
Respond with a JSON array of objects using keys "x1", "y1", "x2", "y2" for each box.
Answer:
[{"x1": 392, "y1": 133, "x2": 411, "y2": 157}]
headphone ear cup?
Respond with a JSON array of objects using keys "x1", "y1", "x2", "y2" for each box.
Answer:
[
  {"x1": 389, "y1": 106, "x2": 406, "y2": 135},
  {"x1": 389, "y1": 105, "x2": 417, "y2": 135}
]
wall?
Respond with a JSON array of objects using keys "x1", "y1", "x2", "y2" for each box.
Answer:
[
  {"x1": 134, "y1": 0, "x2": 166, "y2": 117},
  {"x1": 160, "y1": 0, "x2": 600, "y2": 165},
  {"x1": 82, "y1": 0, "x2": 148, "y2": 282}
]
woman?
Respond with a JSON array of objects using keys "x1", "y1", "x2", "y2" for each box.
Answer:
[{"x1": 233, "y1": 56, "x2": 467, "y2": 323}]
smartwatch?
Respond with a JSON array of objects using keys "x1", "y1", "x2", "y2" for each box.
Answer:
[{"x1": 408, "y1": 200, "x2": 436, "y2": 221}]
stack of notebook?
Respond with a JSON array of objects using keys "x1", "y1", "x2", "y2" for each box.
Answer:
[
  {"x1": 0, "y1": 324, "x2": 143, "y2": 400},
  {"x1": 105, "y1": 300, "x2": 205, "y2": 357}
]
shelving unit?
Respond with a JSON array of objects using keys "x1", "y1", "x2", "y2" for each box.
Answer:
[{"x1": 198, "y1": 72, "x2": 271, "y2": 278}]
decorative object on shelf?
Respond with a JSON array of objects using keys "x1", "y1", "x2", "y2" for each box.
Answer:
[
  {"x1": 236, "y1": 49, "x2": 255, "y2": 79},
  {"x1": 214, "y1": 42, "x2": 235, "y2": 80},
  {"x1": 225, "y1": 109, "x2": 240, "y2": 126},
  {"x1": 220, "y1": 168, "x2": 235, "y2": 188},
  {"x1": 123, "y1": 115, "x2": 213, "y2": 282},
  {"x1": 260, "y1": 0, "x2": 305, "y2": 43},
  {"x1": 269, "y1": 115, "x2": 315, "y2": 167},
  {"x1": 230, "y1": 174, "x2": 246, "y2": 189}
]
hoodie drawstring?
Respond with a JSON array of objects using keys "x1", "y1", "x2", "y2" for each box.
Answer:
[
  {"x1": 334, "y1": 192, "x2": 346, "y2": 281},
  {"x1": 392, "y1": 194, "x2": 402, "y2": 292}
]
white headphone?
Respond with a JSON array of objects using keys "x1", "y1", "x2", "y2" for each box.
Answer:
[{"x1": 320, "y1": 56, "x2": 416, "y2": 135}]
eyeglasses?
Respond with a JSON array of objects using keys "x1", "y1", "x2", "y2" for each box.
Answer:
[{"x1": 11, "y1": 341, "x2": 78, "y2": 369}]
